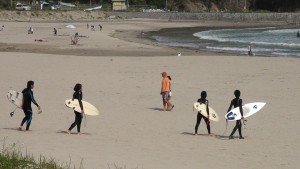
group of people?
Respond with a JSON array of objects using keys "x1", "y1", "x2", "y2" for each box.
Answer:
[
  {"x1": 161, "y1": 72, "x2": 245, "y2": 139},
  {"x1": 17, "y1": 81, "x2": 84, "y2": 135},
  {"x1": 87, "y1": 23, "x2": 102, "y2": 31},
  {"x1": 18, "y1": 74, "x2": 245, "y2": 138}
]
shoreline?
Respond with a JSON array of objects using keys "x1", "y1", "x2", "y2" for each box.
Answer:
[{"x1": 0, "y1": 20, "x2": 291, "y2": 57}]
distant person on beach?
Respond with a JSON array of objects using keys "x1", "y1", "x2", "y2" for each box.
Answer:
[
  {"x1": 87, "y1": 23, "x2": 89, "y2": 29},
  {"x1": 248, "y1": 44, "x2": 252, "y2": 56},
  {"x1": 193, "y1": 91, "x2": 211, "y2": 135},
  {"x1": 91, "y1": 25, "x2": 95, "y2": 31},
  {"x1": 71, "y1": 33, "x2": 79, "y2": 45},
  {"x1": 28, "y1": 27, "x2": 33, "y2": 34},
  {"x1": 228, "y1": 90, "x2": 244, "y2": 139},
  {"x1": 297, "y1": 31, "x2": 300, "y2": 37},
  {"x1": 99, "y1": 24, "x2": 102, "y2": 31},
  {"x1": 0, "y1": 25, "x2": 4, "y2": 31},
  {"x1": 167, "y1": 76, "x2": 172, "y2": 101},
  {"x1": 67, "y1": 83, "x2": 84, "y2": 135},
  {"x1": 53, "y1": 28, "x2": 57, "y2": 36},
  {"x1": 160, "y1": 72, "x2": 174, "y2": 111},
  {"x1": 19, "y1": 81, "x2": 41, "y2": 131},
  {"x1": 34, "y1": 39, "x2": 48, "y2": 42}
]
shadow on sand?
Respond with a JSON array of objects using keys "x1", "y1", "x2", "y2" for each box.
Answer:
[
  {"x1": 147, "y1": 107, "x2": 163, "y2": 111},
  {"x1": 56, "y1": 130, "x2": 91, "y2": 135}
]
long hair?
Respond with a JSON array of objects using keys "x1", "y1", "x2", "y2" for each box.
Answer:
[
  {"x1": 27, "y1": 81, "x2": 34, "y2": 89},
  {"x1": 74, "y1": 83, "x2": 82, "y2": 92}
]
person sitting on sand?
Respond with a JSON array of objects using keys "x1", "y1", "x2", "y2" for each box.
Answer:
[
  {"x1": 28, "y1": 27, "x2": 33, "y2": 34},
  {"x1": 228, "y1": 90, "x2": 244, "y2": 139},
  {"x1": 193, "y1": 91, "x2": 211, "y2": 135},
  {"x1": 67, "y1": 83, "x2": 84, "y2": 135},
  {"x1": 71, "y1": 33, "x2": 79, "y2": 45}
]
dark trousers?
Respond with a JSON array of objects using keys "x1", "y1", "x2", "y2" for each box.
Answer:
[
  {"x1": 195, "y1": 113, "x2": 211, "y2": 134},
  {"x1": 68, "y1": 111, "x2": 82, "y2": 132},
  {"x1": 21, "y1": 109, "x2": 32, "y2": 130},
  {"x1": 230, "y1": 120, "x2": 243, "y2": 137}
]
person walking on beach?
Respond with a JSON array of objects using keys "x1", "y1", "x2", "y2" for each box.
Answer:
[
  {"x1": 297, "y1": 31, "x2": 300, "y2": 37},
  {"x1": 167, "y1": 75, "x2": 172, "y2": 101},
  {"x1": 193, "y1": 91, "x2": 211, "y2": 135},
  {"x1": 99, "y1": 24, "x2": 102, "y2": 31},
  {"x1": 228, "y1": 90, "x2": 244, "y2": 139},
  {"x1": 248, "y1": 44, "x2": 252, "y2": 56},
  {"x1": 0, "y1": 25, "x2": 4, "y2": 31},
  {"x1": 19, "y1": 81, "x2": 41, "y2": 131},
  {"x1": 161, "y1": 72, "x2": 174, "y2": 111},
  {"x1": 87, "y1": 23, "x2": 89, "y2": 29},
  {"x1": 67, "y1": 83, "x2": 84, "y2": 135}
]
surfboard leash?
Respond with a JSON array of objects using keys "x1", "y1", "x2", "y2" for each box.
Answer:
[
  {"x1": 9, "y1": 107, "x2": 18, "y2": 117},
  {"x1": 222, "y1": 119, "x2": 228, "y2": 136},
  {"x1": 83, "y1": 113, "x2": 87, "y2": 127}
]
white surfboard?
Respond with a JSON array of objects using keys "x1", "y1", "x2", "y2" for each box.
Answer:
[
  {"x1": 7, "y1": 90, "x2": 42, "y2": 114},
  {"x1": 194, "y1": 102, "x2": 219, "y2": 122},
  {"x1": 225, "y1": 102, "x2": 266, "y2": 121},
  {"x1": 65, "y1": 99, "x2": 99, "y2": 116}
]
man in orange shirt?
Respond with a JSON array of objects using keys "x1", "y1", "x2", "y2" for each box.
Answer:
[{"x1": 161, "y1": 72, "x2": 174, "y2": 111}]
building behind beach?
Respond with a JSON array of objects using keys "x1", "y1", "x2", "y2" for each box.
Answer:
[{"x1": 112, "y1": 0, "x2": 127, "y2": 11}]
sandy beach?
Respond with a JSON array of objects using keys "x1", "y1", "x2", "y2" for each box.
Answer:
[{"x1": 0, "y1": 19, "x2": 299, "y2": 169}]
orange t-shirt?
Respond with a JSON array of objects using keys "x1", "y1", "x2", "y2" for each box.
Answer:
[{"x1": 161, "y1": 77, "x2": 170, "y2": 92}]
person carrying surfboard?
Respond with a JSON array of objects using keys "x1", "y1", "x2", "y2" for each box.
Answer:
[
  {"x1": 227, "y1": 90, "x2": 244, "y2": 139},
  {"x1": 67, "y1": 83, "x2": 84, "y2": 135},
  {"x1": 19, "y1": 81, "x2": 41, "y2": 131},
  {"x1": 160, "y1": 72, "x2": 174, "y2": 111},
  {"x1": 194, "y1": 91, "x2": 211, "y2": 135}
]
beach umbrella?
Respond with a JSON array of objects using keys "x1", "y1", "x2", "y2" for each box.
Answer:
[{"x1": 66, "y1": 25, "x2": 76, "y2": 29}]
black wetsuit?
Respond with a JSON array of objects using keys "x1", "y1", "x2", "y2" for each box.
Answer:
[
  {"x1": 21, "y1": 88, "x2": 39, "y2": 130},
  {"x1": 228, "y1": 98, "x2": 244, "y2": 138},
  {"x1": 68, "y1": 91, "x2": 83, "y2": 132},
  {"x1": 195, "y1": 98, "x2": 211, "y2": 134}
]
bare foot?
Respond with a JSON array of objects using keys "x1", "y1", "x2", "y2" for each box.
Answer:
[
  {"x1": 67, "y1": 130, "x2": 71, "y2": 134},
  {"x1": 169, "y1": 105, "x2": 175, "y2": 111},
  {"x1": 77, "y1": 132, "x2": 81, "y2": 135},
  {"x1": 18, "y1": 127, "x2": 22, "y2": 131}
]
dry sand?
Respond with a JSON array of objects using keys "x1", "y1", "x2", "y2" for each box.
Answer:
[{"x1": 0, "y1": 19, "x2": 299, "y2": 169}]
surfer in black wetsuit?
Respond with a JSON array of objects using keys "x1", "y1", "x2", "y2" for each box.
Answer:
[
  {"x1": 228, "y1": 90, "x2": 244, "y2": 139},
  {"x1": 67, "y1": 83, "x2": 84, "y2": 135},
  {"x1": 19, "y1": 81, "x2": 40, "y2": 131},
  {"x1": 194, "y1": 91, "x2": 211, "y2": 135}
]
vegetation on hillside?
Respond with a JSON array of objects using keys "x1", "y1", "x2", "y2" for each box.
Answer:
[{"x1": 0, "y1": 0, "x2": 299, "y2": 12}]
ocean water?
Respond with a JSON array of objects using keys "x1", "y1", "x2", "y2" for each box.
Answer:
[{"x1": 150, "y1": 26, "x2": 300, "y2": 58}]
